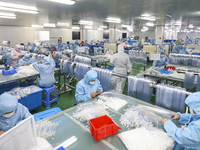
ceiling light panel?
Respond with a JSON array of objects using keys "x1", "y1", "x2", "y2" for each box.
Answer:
[
  {"x1": 106, "y1": 17, "x2": 121, "y2": 23},
  {"x1": 0, "y1": 15, "x2": 16, "y2": 19},
  {"x1": 79, "y1": 20, "x2": 93, "y2": 25},
  {"x1": 48, "y1": 0, "x2": 75, "y2": 5},
  {"x1": 72, "y1": 26, "x2": 80, "y2": 29},
  {"x1": 84, "y1": 26, "x2": 93, "y2": 29},
  {"x1": 0, "y1": 2, "x2": 38, "y2": 14},
  {"x1": 43, "y1": 23, "x2": 56, "y2": 27},
  {"x1": 32, "y1": 25, "x2": 44, "y2": 28},
  {"x1": 57, "y1": 22, "x2": 70, "y2": 26}
]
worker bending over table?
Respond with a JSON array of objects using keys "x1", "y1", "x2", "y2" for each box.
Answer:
[
  {"x1": 0, "y1": 93, "x2": 32, "y2": 136},
  {"x1": 153, "y1": 50, "x2": 169, "y2": 67},
  {"x1": 161, "y1": 92, "x2": 200, "y2": 150},
  {"x1": 18, "y1": 53, "x2": 33, "y2": 67},
  {"x1": 75, "y1": 70, "x2": 103, "y2": 104}
]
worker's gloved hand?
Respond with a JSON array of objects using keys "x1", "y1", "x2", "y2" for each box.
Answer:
[
  {"x1": 161, "y1": 118, "x2": 169, "y2": 124},
  {"x1": 97, "y1": 89, "x2": 102, "y2": 95},
  {"x1": 0, "y1": 131, "x2": 5, "y2": 136},
  {"x1": 90, "y1": 92, "x2": 97, "y2": 98},
  {"x1": 170, "y1": 113, "x2": 180, "y2": 120}
]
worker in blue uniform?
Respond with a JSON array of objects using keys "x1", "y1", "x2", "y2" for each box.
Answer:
[
  {"x1": 161, "y1": 92, "x2": 200, "y2": 150},
  {"x1": 0, "y1": 93, "x2": 31, "y2": 135},
  {"x1": 75, "y1": 40, "x2": 79, "y2": 46},
  {"x1": 2, "y1": 49, "x2": 12, "y2": 70},
  {"x1": 18, "y1": 53, "x2": 33, "y2": 67},
  {"x1": 75, "y1": 70, "x2": 103, "y2": 104},
  {"x1": 153, "y1": 50, "x2": 169, "y2": 67},
  {"x1": 33, "y1": 56, "x2": 56, "y2": 88}
]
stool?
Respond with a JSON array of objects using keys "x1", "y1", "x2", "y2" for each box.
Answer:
[{"x1": 42, "y1": 86, "x2": 59, "y2": 109}]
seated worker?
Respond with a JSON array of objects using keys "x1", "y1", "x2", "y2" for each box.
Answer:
[
  {"x1": 10, "y1": 44, "x2": 23, "y2": 68},
  {"x1": 33, "y1": 56, "x2": 56, "y2": 88},
  {"x1": 161, "y1": 92, "x2": 200, "y2": 150},
  {"x1": 75, "y1": 40, "x2": 79, "y2": 46},
  {"x1": 0, "y1": 93, "x2": 32, "y2": 135},
  {"x1": 18, "y1": 53, "x2": 33, "y2": 67},
  {"x1": 153, "y1": 50, "x2": 169, "y2": 67},
  {"x1": 2, "y1": 49, "x2": 12, "y2": 70},
  {"x1": 75, "y1": 70, "x2": 103, "y2": 104},
  {"x1": 94, "y1": 47, "x2": 103, "y2": 56}
]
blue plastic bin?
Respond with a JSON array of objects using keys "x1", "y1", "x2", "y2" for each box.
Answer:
[
  {"x1": 18, "y1": 85, "x2": 43, "y2": 111},
  {"x1": 104, "y1": 66, "x2": 114, "y2": 71},
  {"x1": 0, "y1": 81, "x2": 18, "y2": 95},
  {"x1": 56, "y1": 146, "x2": 67, "y2": 150},
  {"x1": 160, "y1": 69, "x2": 172, "y2": 74},
  {"x1": 33, "y1": 107, "x2": 62, "y2": 122},
  {"x1": 2, "y1": 68, "x2": 17, "y2": 75}
]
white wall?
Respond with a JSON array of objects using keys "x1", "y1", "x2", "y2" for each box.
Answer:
[
  {"x1": 133, "y1": 31, "x2": 155, "y2": 39},
  {"x1": 86, "y1": 30, "x2": 103, "y2": 42}
]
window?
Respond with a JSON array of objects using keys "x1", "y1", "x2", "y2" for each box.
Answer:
[{"x1": 72, "y1": 31, "x2": 80, "y2": 40}]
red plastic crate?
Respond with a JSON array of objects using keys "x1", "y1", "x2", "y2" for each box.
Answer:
[
  {"x1": 166, "y1": 66, "x2": 176, "y2": 70},
  {"x1": 89, "y1": 115, "x2": 122, "y2": 141}
]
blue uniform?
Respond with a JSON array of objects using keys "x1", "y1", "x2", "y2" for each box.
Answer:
[
  {"x1": 153, "y1": 50, "x2": 169, "y2": 67},
  {"x1": 164, "y1": 92, "x2": 200, "y2": 150},
  {"x1": 2, "y1": 49, "x2": 12, "y2": 67},
  {"x1": 94, "y1": 47, "x2": 103, "y2": 56},
  {"x1": 33, "y1": 57, "x2": 55, "y2": 88},
  {"x1": 75, "y1": 70, "x2": 103, "y2": 104},
  {"x1": 84, "y1": 40, "x2": 88, "y2": 46},
  {"x1": 0, "y1": 93, "x2": 31, "y2": 132},
  {"x1": 18, "y1": 54, "x2": 33, "y2": 67},
  {"x1": 75, "y1": 40, "x2": 79, "y2": 46}
]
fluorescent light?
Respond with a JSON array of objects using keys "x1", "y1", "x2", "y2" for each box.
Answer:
[
  {"x1": 0, "y1": 12, "x2": 16, "y2": 17},
  {"x1": 84, "y1": 26, "x2": 92, "y2": 29},
  {"x1": 141, "y1": 14, "x2": 151, "y2": 17},
  {"x1": 0, "y1": 2, "x2": 38, "y2": 14},
  {"x1": 57, "y1": 22, "x2": 70, "y2": 27},
  {"x1": 72, "y1": 26, "x2": 80, "y2": 30},
  {"x1": 48, "y1": 0, "x2": 75, "y2": 5},
  {"x1": 79, "y1": 20, "x2": 93, "y2": 25},
  {"x1": 141, "y1": 17, "x2": 156, "y2": 21},
  {"x1": 97, "y1": 28, "x2": 103, "y2": 31},
  {"x1": 122, "y1": 25, "x2": 130, "y2": 28},
  {"x1": 141, "y1": 29, "x2": 147, "y2": 32},
  {"x1": 106, "y1": 17, "x2": 121, "y2": 23},
  {"x1": 189, "y1": 24, "x2": 194, "y2": 28},
  {"x1": 99, "y1": 25, "x2": 107, "y2": 29},
  {"x1": 32, "y1": 25, "x2": 43, "y2": 28},
  {"x1": 43, "y1": 23, "x2": 56, "y2": 27},
  {"x1": 146, "y1": 22, "x2": 154, "y2": 26},
  {"x1": 0, "y1": 15, "x2": 16, "y2": 19}
]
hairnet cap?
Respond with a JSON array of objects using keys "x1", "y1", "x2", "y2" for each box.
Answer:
[
  {"x1": 24, "y1": 53, "x2": 30, "y2": 58},
  {"x1": 118, "y1": 44, "x2": 125, "y2": 52},
  {"x1": 0, "y1": 93, "x2": 18, "y2": 116},
  {"x1": 15, "y1": 44, "x2": 21, "y2": 51},
  {"x1": 185, "y1": 92, "x2": 200, "y2": 114},
  {"x1": 159, "y1": 50, "x2": 165, "y2": 54},
  {"x1": 85, "y1": 70, "x2": 98, "y2": 83}
]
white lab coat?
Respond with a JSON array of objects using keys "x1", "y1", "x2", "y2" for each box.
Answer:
[{"x1": 110, "y1": 47, "x2": 132, "y2": 93}]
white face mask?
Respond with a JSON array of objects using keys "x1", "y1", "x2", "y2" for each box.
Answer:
[
  {"x1": 2, "y1": 111, "x2": 15, "y2": 118},
  {"x1": 89, "y1": 81, "x2": 95, "y2": 85}
]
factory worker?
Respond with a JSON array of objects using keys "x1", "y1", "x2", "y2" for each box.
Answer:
[
  {"x1": 10, "y1": 44, "x2": 23, "y2": 68},
  {"x1": 153, "y1": 50, "x2": 169, "y2": 67},
  {"x1": 0, "y1": 93, "x2": 31, "y2": 135},
  {"x1": 2, "y1": 49, "x2": 12, "y2": 70},
  {"x1": 94, "y1": 47, "x2": 103, "y2": 56},
  {"x1": 84, "y1": 40, "x2": 88, "y2": 46},
  {"x1": 33, "y1": 56, "x2": 56, "y2": 88},
  {"x1": 18, "y1": 53, "x2": 33, "y2": 67},
  {"x1": 161, "y1": 92, "x2": 200, "y2": 150},
  {"x1": 75, "y1": 70, "x2": 103, "y2": 104},
  {"x1": 73, "y1": 45, "x2": 78, "y2": 54},
  {"x1": 75, "y1": 40, "x2": 79, "y2": 46},
  {"x1": 110, "y1": 44, "x2": 132, "y2": 93}
]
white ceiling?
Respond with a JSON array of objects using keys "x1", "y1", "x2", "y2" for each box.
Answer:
[{"x1": 0, "y1": 0, "x2": 200, "y2": 31}]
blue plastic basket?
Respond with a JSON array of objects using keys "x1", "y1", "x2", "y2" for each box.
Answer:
[
  {"x1": 18, "y1": 85, "x2": 43, "y2": 111},
  {"x1": 56, "y1": 146, "x2": 67, "y2": 150},
  {"x1": 104, "y1": 66, "x2": 114, "y2": 71},
  {"x1": 2, "y1": 68, "x2": 17, "y2": 75},
  {"x1": 33, "y1": 107, "x2": 62, "y2": 122},
  {"x1": 160, "y1": 69, "x2": 172, "y2": 74}
]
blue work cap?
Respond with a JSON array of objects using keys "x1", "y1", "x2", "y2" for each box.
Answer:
[
  {"x1": 24, "y1": 53, "x2": 30, "y2": 59},
  {"x1": 185, "y1": 92, "x2": 200, "y2": 114},
  {"x1": 7, "y1": 49, "x2": 12, "y2": 53},
  {"x1": 0, "y1": 93, "x2": 18, "y2": 116},
  {"x1": 159, "y1": 50, "x2": 165, "y2": 54},
  {"x1": 85, "y1": 70, "x2": 97, "y2": 83}
]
